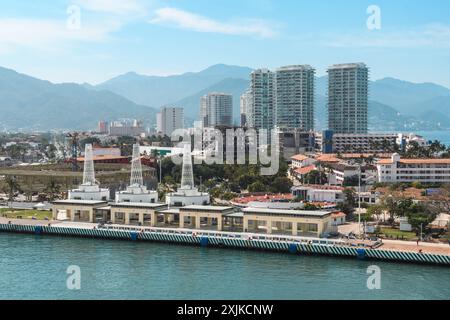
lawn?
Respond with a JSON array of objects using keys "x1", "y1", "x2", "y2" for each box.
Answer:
[
  {"x1": 0, "y1": 209, "x2": 52, "y2": 220},
  {"x1": 380, "y1": 227, "x2": 418, "y2": 241}
]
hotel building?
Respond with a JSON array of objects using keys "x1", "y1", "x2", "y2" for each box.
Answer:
[{"x1": 377, "y1": 153, "x2": 450, "y2": 183}]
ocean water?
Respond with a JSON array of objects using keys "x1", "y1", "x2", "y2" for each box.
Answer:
[
  {"x1": 0, "y1": 233, "x2": 449, "y2": 300},
  {"x1": 416, "y1": 131, "x2": 450, "y2": 146}
]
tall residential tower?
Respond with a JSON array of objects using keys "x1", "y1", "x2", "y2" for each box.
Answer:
[
  {"x1": 249, "y1": 68, "x2": 275, "y2": 131},
  {"x1": 200, "y1": 93, "x2": 233, "y2": 127},
  {"x1": 274, "y1": 65, "x2": 315, "y2": 131},
  {"x1": 156, "y1": 106, "x2": 184, "y2": 137},
  {"x1": 327, "y1": 63, "x2": 369, "y2": 134}
]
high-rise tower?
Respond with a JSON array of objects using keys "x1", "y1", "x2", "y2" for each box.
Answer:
[
  {"x1": 200, "y1": 93, "x2": 233, "y2": 127},
  {"x1": 327, "y1": 63, "x2": 369, "y2": 134},
  {"x1": 248, "y1": 69, "x2": 274, "y2": 131},
  {"x1": 274, "y1": 65, "x2": 315, "y2": 131}
]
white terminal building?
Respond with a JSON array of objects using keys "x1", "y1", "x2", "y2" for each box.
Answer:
[
  {"x1": 115, "y1": 144, "x2": 158, "y2": 203},
  {"x1": 377, "y1": 153, "x2": 450, "y2": 183},
  {"x1": 68, "y1": 144, "x2": 109, "y2": 201},
  {"x1": 166, "y1": 144, "x2": 210, "y2": 206}
]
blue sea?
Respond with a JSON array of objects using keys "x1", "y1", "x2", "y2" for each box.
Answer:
[
  {"x1": 0, "y1": 233, "x2": 449, "y2": 300},
  {"x1": 416, "y1": 131, "x2": 450, "y2": 146}
]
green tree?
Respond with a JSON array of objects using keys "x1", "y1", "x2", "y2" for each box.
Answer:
[
  {"x1": 343, "y1": 175, "x2": 359, "y2": 187},
  {"x1": 248, "y1": 181, "x2": 268, "y2": 193},
  {"x1": 79, "y1": 137, "x2": 101, "y2": 149},
  {"x1": 303, "y1": 203, "x2": 319, "y2": 210},
  {"x1": 115, "y1": 136, "x2": 137, "y2": 156},
  {"x1": 336, "y1": 188, "x2": 357, "y2": 218},
  {"x1": 303, "y1": 170, "x2": 327, "y2": 185},
  {"x1": 2, "y1": 176, "x2": 21, "y2": 201},
  {"x1": 44, "y1": 180, "x2": 61, "y2": 201},
  {"x1": 269, "y1": 177, "x2": 293, "y2": 193}
]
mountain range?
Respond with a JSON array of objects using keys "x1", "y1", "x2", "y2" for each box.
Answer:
[
  {"x1": 0, "y1": 66, "x2": 156, "y2": 131},
  {"x1": 1, "y1": 64, "x2": 450, "y2": 132}
]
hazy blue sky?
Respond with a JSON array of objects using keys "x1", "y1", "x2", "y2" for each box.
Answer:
[{"x1": 1, "y1": 0, "x2": 450, "y2": 87}]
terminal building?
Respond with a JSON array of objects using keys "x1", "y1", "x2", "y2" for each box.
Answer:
[
  {"x1": 242, "y1": 208, "x2": 335, "y2": 237},
  {"x1": 52, "y1": 144, "x2": 336, "y2": 239}
]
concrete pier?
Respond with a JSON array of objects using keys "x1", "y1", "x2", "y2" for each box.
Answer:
[{"x1": 0, "y1": 217, "x2": 449, "y2": 266}]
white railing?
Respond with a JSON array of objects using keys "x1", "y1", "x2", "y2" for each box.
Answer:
[{"x1": 97, "y1": 224, "x2": 347, "y2": 246}]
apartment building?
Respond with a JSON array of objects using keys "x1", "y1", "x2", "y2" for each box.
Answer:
[
  {"x1": 327, "y1": 63, "x2": 369, "y2": 134},
  {"x1": 377, "y1": 153, "x2": 450, "y2": 183}
]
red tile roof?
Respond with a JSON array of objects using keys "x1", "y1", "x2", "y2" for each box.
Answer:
[
  {"x1": 378, "y1": 158, "x2": 450, "y2": 165},
  {"x1": 294, "y1": 165, "x2": 316, "y2": 175},
  {"x1": 291, "y1": 154, "x2": 310, "y2": 161}
]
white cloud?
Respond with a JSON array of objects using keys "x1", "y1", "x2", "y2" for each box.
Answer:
[
  {"x1": 0, "y1": 18, "x2": 121, "y2": 52},
  {"x1": 149, "y1": 7, "x2": 277, "y2": 38},
  {"x1": 322, "y1": 24, "x2": 450, "y2": 48},
  {"x1": 74, "y1": 0, "x2": 147, "y2": 15}
]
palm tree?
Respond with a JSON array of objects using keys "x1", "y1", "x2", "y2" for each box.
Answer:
[
  {"x1": 44, "y1": 180, "x2": 61, "y2": 201},
  {"x1": 2, "y1": 176, "x2": 21, "y2": 202}
]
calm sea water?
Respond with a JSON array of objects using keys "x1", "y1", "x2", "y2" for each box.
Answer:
[
  {"x1": 0, "y1": 233, "x2": 449, "y2": 300},
  {"x1": 417, "y1": 131, "x2": 450, "y2": 146}
]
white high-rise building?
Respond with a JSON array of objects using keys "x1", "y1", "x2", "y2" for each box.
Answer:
[
  {"x1": 200, "y1": 93, "x2": 233, "y2": 127},
  {"x1": 240, "y1": 90, "x2": 252, "y2": 127},
  {"x1": 248, "y1": 69, "x2": 275, "y2": 131},
  {"x1": 327, "y1": 63, "x2": 369, "y2": 134},
  {"x1": 274, "y1": 65, "x2": 315, "y2": 131},
  {"x1": 156, "y1": 106, "x2": 184, "y2": 137}
]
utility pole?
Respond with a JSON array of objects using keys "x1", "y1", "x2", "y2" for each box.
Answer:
[
  {"x1": 358, "y1": 163, "x2": 362, "y2": 237},
  {"x1": 159, "y1": 154, "x2": 162, "y2": 184}
]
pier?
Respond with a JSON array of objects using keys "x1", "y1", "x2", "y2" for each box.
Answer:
[{"x1": 1, "y1": 217, "x2": 449, "y2": 266}]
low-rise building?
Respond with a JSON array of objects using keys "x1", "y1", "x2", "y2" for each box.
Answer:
[
  {"x1": 52, "y1": 199, "x2": 108, "y2": 222},
  {"x1": 290, "y1": 154, "x2": 316, "y2": 169},
  {"x1": 242, "y1": 207, "x2": 335, "y2": 237},
  {"x1": 328, "y1": 163, "x2": 377, "y2": 186},
  {"x1": 331, "y1": 212, "x2": 346, "y2": 226},
  {"x1": 179, "y1": 205, "x2": 234, "y2": 231},
  {"x1": 291, "y1": 185, "x2": 346, "y2": 203},
  {"x1": 377, "y1": 153, "x2": 450, "y2": 183},
  {"x1": 110, "y1": 202, "x2": 167, "y2": 225},
  {"x1": 316, "y1": 131, "x2": 399, "y2": 154}
]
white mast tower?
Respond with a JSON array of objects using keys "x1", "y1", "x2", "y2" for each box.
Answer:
[
  {"x1": 115, "y1": 144, "x2": 158, "y2": 203},
  {"x1": 68, "y1": 143, "x2": 109, "y2": 201},
  {"x1": 166, "y1": 143, "x2": 210, "y2": 206}
]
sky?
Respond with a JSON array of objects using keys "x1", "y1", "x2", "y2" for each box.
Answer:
[{"x1": 1, "y1": 0, "x2": 450, "y2": 87}]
